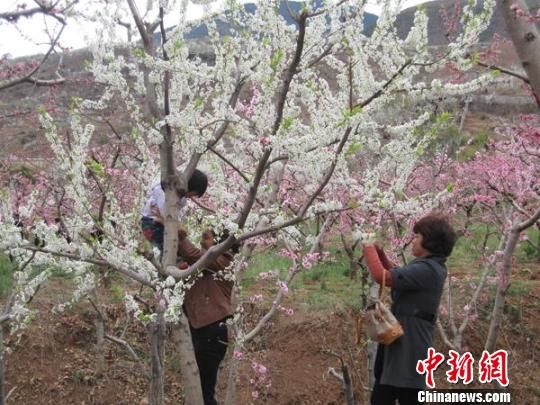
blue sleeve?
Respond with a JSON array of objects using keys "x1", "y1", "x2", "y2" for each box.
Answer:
[{"x1": 391, "y1": 261, "x2": 438, "y2": 291}]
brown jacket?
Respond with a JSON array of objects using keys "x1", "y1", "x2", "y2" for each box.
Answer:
[{"x1": 177, "y1": 236, "x2": 234, "y2": 329}]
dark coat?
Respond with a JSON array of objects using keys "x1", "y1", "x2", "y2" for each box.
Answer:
[{"x1": 377, "y1": 256, "x2": 447, "y2": 389}]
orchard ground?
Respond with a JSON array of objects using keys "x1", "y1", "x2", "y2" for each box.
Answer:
[{"x1": 1, "y1": 234, "x2": 539, "y2": 405}]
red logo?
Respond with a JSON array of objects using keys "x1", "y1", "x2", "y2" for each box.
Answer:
[
  {"x1": 446, "y1": 350, "x2": 474, "y2": 384},
  {"x1": 417, "y1": 348, "x2": 510, "y2": 388},
  {"x1": 416, "y1": 348, "x2": 445, "y2": 388},
  {"x1": 478, "y1": 350, "x2": 509, "y2": 386}
]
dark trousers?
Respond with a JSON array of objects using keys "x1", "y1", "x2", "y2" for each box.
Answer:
[
  {"x1": 191, "y1": 321, "x2": 228, "y2": 405},
  {"x1": 371, "y1": 381, "x2": 420, "y2": 405},
  {"x1": 371, "y1": 344, "x2": 421, "y2": 405}
]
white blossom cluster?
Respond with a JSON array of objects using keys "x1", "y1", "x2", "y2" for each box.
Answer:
[{"x1": 0, "y1": 0, "x2": 502, "y2": 327}]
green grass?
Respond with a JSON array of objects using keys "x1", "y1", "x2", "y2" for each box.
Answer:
[
  {"x1": 238, "y1": 220, "x2": 537, "y2": 313},
  {"x1": 0, "y1": 253, "x2": 79, "y2": 300},
  {"x1": 449, "y1": 223, "x2": 502, "y2": 267},
  {"x1": 0, "y1": 255, "x2": 15, "y2": 298},
  {"x1": 241, "y1": 250, "x2": 364, "y2": 311},
  {"x1": 519, "y1": 227, "x2": 540, "y2": 261},
  {"x1": 447, "y1": 223, "x2": 539, "y2": 271}
]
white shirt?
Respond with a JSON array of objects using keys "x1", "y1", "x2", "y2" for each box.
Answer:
[{"x1": 142, "y1": 181, "x2": 187, "y2": 222}]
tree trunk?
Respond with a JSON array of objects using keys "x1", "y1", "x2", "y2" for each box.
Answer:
[
  {"x1": 484, "y1": 230, "x2": 519, "y2": 352},
  {"x1": 171, "y1": 316, "x2": 204, "y2": 405},
  {"x1": 149, "y1": 313, "x2": 166, "y2": 405},
  {"x1": 367, "y1": 282, "x2": 380, "y2": 390},
  {"x1": 224, "y1": 344, "x2": 240, "y2": 405},
  {"x1": 95, "y1": 310, "x2": 106, "y2": 377},
  {"x1": 349, "y1": 259, "x2": 359, "y2": 280},
  {"x1": 485, "y1": 208, "x2": 540, "y2": 352},
  {"x1": 161, "y1": 138, "x2": 203, "y2": 405},
  {"x1": 342, "y1": 363, "x2": 356, "y2": 405},
  {"x1": 90, "y1": 290, "x2": 106, "y2": 377},
  {"x1": 359, "y1": 261, "x2": 369, "y2": 309},
  {"x1": 499, "y1": 0, "x2": 540, "y2": 107},
  {"x1": 0, "y1": 326, "x2": 6, "y2": 405}
]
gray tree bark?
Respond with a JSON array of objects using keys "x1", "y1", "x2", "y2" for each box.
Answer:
[
  {"x1": 149, "y1": 312, "x2": 166, "y2": 405},
  {"x1": 0, "y1": 326, "x2": 5, "y2": 405},
  {"x1": 485, "y1": 207, "x2": 540, "y2": 352},
  {"x1": 499, "y1": 0, "x2": 540, "y2": 107},
  {"x1": 124, "y1": 2, "x2": 205, "y2": 403}
]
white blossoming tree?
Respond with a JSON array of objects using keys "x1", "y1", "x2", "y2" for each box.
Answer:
[{"x1": 0, "y1": 0, "x2": 502, "y2": 403}]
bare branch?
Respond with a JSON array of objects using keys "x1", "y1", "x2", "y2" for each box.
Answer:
[
  {"x1": 126, "y1": 0, "x2": 153, "y2": 51},
  {"x1": 0, "y1": 0, "x2": 77, "y2": 24},
  {"x1": 436, "y1": 319, "x2": 458, "y2": 350},
  {"x1": 516, "y1": 206, "x2": 540, "y2": 233},
  {"x1": 106, "y1": 334, "x2": 151, "y2": 380},
  {"x1": 0, "y1": 25, "x2": 65, "y2": 91},
  {"x1": 476, "y1": 61, "x2": 530, "y2": 84},
  {"x1": 236, "y1": 13, "x2": 308, "y2": 229},
  {"x1": 352, "y1": 59, "x2": 413, "y2": 110},
  {"x1": 0, "y1": 315, "x2": 12, "y2": 325},
  {"x1": 5, "y1": 386, "x2": 17, "y2": 401},
  {"x1": 243, "y1": 244, "x2": 299, "y2": 342},
  {"x1": 22, "y1": 245, "x2": 154, "y2": 287},
  {"x1": 208, "y1": 146, "x2": 249, "y2": 183}
]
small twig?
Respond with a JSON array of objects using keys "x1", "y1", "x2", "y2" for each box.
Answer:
[
  {"x1": 328, "y1": 367, "x2": 344, "y2": 383},
  {"x1": 88, "y1": 296, "x2": 105, "y2": 321},
  {"x1": 105, "y1": 334, "x2": 150, "y2": 380},
  {"x1": 207, "y1": 146, "x2": 249, "y2": 183},
  {"x1": 0, "y1": 25, "x2": 66, "y2": 91},
  {"x1": 5, "y1": 385, "x2": 17, "y2": 401},
  {"x1": 190, "y1": 198, "x2": 217, "y2": 214},
  {"x1": 134, "y1": 295, "x2": 152, "y2": 313},
  {"x1": 476, "y1": 61, "x2": 530, "y2": 84}
]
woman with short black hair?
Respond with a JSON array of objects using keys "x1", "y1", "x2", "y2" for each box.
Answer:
[{"x1": 363, "y1": 214, "x2": 457, "y2": 405}]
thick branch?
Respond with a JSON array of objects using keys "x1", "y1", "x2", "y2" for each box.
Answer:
[
  {"x1": 126, "y1": 0, "x2": 153, "y2": 51},
  {"x1": 236, "y1": 12, "x2": 309, "y2": 229},
  {"x1": 516, "y1": 206, "x2": 540, "y2": 232},
  {"x1": 22, "y1": 245, "x2": 153, "y2": 287},
  {"x1": 477, "y1": 61, "x2": 530, "y2": 84},
  {"x1": 0, "y1": 0, "x2": 76, "y2": 24},
  {"x1": 352, "y1": 59, "x2": 412, "y2": 110}
]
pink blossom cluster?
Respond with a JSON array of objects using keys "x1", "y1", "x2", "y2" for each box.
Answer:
[
  {"x1": 276, "y1": 280, "x2": 288, "y2": 293},
  {"x1": 279, "y1": 248, "x2": 299, "y2": 260},
  {"x1": 440, "y1": 0, "x2": 462, "y2": 40},
  {"x1": 258, "y1": 270, "x2": 279, "y2": 280},
  {"x1": 235, "y1": 84, "x2": 261, "y2": 119},
  {"x1": 249, "y1": 359, "x2": 272, "y2": 400},
  {"x1": 277, "y1": 305, "x2": 294, "y2": 316},
  {"x1": 0, "y1": 59, "x2": 40, "y2": 81},
  {"x1": 1, "y1": 141, "x2": 142, "y2": 237},
  {"x1": 301, "y1": 251, "x2": 329, "y2": 269},
  {"x1": 510, "y1": 2, "x2": 540, "y2": 23},
  {"x1": 249, "y1": 294, "x2": 264, "y2": 303}
]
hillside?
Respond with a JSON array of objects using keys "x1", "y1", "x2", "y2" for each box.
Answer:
[{"x1": 1, "y1": 1, "x2": 538, "y2": 162}]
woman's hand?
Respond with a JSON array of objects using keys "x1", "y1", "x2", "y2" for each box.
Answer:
[{"x1": 362, "y1": 232, "x2": 378, "y2": 246}]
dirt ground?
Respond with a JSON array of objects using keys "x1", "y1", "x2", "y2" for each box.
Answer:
[{"x1": 4, "y1": 266, "x2": 540, "y2": 405}]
